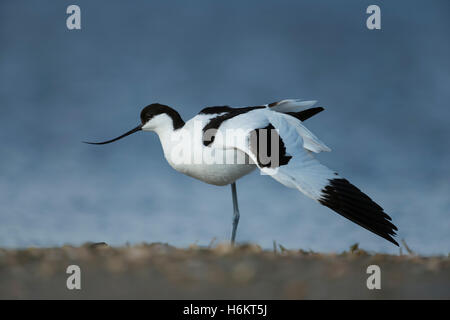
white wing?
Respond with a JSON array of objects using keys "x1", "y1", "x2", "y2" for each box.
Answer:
[
  {"x1": 268, "y1": 99, "x2": 318, "y2": 113},
  {"x1": 266, "y1": 99, "x2": 331, "y2": 153},
  {"x1": 215, "y1": 109, "x2": 334, "y2": 198},
  {"x1": 212, "y1": 109, "x2": 398, "y2": 245},
  {"x1": 280, "y1": 113, "x2": 331, "y2": 153}
]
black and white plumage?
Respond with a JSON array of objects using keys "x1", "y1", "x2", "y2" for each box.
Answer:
[{"x1": 85, "y1": 99, "x2": 398, "y2": 246}]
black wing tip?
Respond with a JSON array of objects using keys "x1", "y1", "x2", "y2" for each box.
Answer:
[
  {"x1": 381, "y1": 233, "x2": 399, "y2": 246},
  {"x1": 388, "y1": 237, "x2": 400, "y2": 247},
  {"x1": 286, "y1": 107, "x2": 325, "y2": 122},
  {"x1": 319, "y1": 178, "x2": 399, "y2": 247}
]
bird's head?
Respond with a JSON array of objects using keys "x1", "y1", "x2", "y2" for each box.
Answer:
[
  {"x1": 140, "y1": 103, "x2": 184, "y2": 132},
  {"x1": 84, "y1": 103, "x2": 184, "y2": 145}
]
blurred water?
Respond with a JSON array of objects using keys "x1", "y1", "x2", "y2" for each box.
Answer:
[{"x1": 0, "y1": 0, "x2": 449, "y2": 254}]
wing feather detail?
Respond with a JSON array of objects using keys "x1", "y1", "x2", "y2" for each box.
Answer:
[{"x1": 211, "y1": 109, "x2": 398, "y2": 246}]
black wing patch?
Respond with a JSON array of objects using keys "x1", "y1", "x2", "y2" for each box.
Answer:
[
  {"x1": 286, "y1": 107, "x2": 324, "y2": 122},
  {"x1": 199, "y1": 106, "x2": 234, "y2": 114},
  {"x1": 319, "y1": 178, "x2": 399, "y2": 246},
  {"x1": 249, "y1": 124, "x2": 292, "y2": 168},
  {"x1": 202, "y1": 106, "x2": 265, "y2": 146}
]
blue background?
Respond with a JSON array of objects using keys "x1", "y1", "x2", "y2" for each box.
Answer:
[{"x1": 1, "y1": 0, "x2": 449, "y2": 254}]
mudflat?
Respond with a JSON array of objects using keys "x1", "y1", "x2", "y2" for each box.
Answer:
[{"x1": 0, "y1": 243, "x2": 448, "y2": 299}]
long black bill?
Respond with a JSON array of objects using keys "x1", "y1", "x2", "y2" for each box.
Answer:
[{"x1": 83, "y1": 125, "x2": 142, "y2": 145}]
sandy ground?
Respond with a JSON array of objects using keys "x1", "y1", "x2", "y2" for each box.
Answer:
[{"x1": 0, "y1": 242, "x2": 448, "y2": 299}]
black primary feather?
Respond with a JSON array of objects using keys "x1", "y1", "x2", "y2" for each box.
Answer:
[{"x1": 319, "y1": 178, "x2": 399, "y2": 246}]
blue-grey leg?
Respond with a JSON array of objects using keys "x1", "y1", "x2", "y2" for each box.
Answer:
[{"x1": 230, "y1": 182, "x2": 240, "y2": 244}]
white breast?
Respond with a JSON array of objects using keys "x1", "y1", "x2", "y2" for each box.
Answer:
[
  {"x1": 156, "y1": 114, "x2": 256, "y2": 186},
  {"x1": 172, "y1": 148, "x2": 256, "y2": 186}
]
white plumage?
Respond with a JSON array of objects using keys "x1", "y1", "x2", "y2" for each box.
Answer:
[{"x1": 210, "y1": 105, "x2": 335, "y2": 200}]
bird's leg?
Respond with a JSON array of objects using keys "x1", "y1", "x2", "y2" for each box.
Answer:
[{"x1": 230, "y1": 182, "x2": 240, "y2": 245}]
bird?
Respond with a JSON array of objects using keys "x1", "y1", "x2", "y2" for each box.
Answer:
[{"x1": 85, "y1": 99, "x2": 398, "y2": 246}]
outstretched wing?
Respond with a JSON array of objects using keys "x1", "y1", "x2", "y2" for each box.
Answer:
[
  {"x1": 212, "y1": 109, "x2": 398, "y2": 246},
  {"x1": 199, "y1": 99, "x2": 325, "y2": 126},
  {"x1": 200, "y1": 101, "x2": 329, "y2": 153}
]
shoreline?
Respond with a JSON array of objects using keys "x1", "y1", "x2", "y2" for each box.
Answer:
[{"x1": 1, "y1": 242, "x2": 449, "y2": 299}]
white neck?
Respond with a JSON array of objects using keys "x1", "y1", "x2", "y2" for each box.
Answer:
[
  {"x1": 154, "y1": 125, "x2": 177, "y2": 159},
  {"x1": 140, "y1": 108, "x2": 188, "y2": 168},
  {"x1": 142, "y1": 114, "x2": 182, "y2": 164}
]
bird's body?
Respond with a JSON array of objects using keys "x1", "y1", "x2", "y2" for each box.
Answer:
[
  {"x1": 86, "y1": 99, "x2": 399, "y2": 246},
  {"x1": 153, "y1": 112, "x2": 256, "y2": 186}
]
